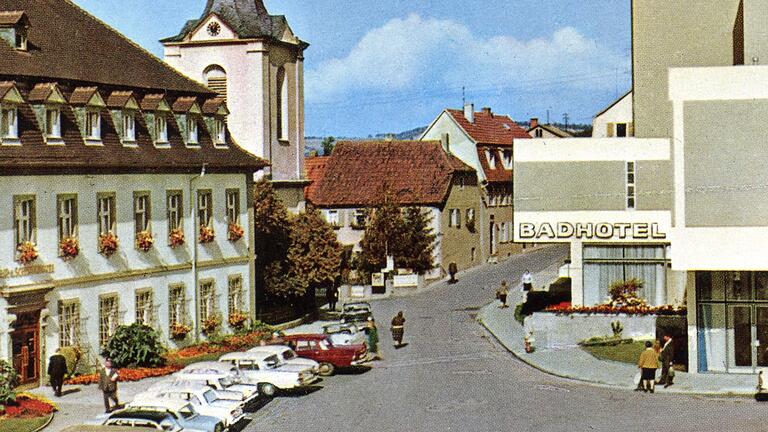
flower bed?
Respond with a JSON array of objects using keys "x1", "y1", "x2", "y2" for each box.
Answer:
[
  {"x1": 544, "y1": 302, "x2": 686, "y2": 316},
  {"x1": 0, "y1": 393, "x2": 57, "y2": 419},
  {"x1": 64, "y1": 365, "x2": 183, "y2": 385}
]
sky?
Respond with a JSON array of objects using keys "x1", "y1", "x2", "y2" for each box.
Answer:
[{"x1": 72, "y1": 0, "x2": 632, "y2": 137}]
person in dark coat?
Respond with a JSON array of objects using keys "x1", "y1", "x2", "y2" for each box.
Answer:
[
  {"x1": 326, "y1": 286, "x2": 339, "y2": 312},
  {"x1": 657, "y1": 334, "x2": 675, "y2": 387},
  {"x1": 48, "y1": 349, "x2": 68, "y2": 397},
  {"x1": 391, "y1": 311, "x2": 406, "y2": 347},
  {"x1": 448, "y1": 262, "x2": 458, "y2": 284}
]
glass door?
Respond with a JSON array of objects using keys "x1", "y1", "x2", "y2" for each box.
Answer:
[
  {"x1": 727, "y1": 306, "x2": 753, "y2": 370},
  {"x1": 756, "y1": 307, "x2": 768, "y2": 367}
]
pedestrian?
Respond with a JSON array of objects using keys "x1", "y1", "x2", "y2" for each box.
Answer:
[
  {"x1": 496, "y1": 280, "x2": 509, "y2": 308},
  {"x1": 657, "y1": 334, "x2": 675, "y2": 388},
  {"x1": 391, "y1": 311, "x2": 406, "y2": 348},
  {"x1": 98, "y1": 358, "x2": 120, "y2": 413},
  {"x1": 521, "y1": 270, "x2": 533, "y2": 292},
  {"x1": 636, "y1": 340, "x2": 659, "y2": 393},
  {"x1": 365, "y1": 317, "x2": 380, "y2": 359},
  {"x1": 448, "y1": 262, "x2": 458, "y2": 284},
  {"x1": 47, "y1": 349, "x2": 67, "y2": 397},
  {"x1": 326, "y1": 285, "x2": 339, "y2": 312}
]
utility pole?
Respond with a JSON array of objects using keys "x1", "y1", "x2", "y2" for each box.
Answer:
[
  {"x1": 563, "y1": 113, "x2": 570, "y2": 132},
  {"x1": 546, "y1": 109, "x2": 550, "y2": 125}
]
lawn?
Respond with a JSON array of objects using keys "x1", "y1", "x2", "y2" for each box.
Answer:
[
  {"x1": 1, "y1": 415, "x2": 52, "y2": 432},
  {"x1": 581, "y1": 340, "x2": 648, "y2": 364}
]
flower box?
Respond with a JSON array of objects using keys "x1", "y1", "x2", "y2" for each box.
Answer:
[
  {"x1": 228, "y1": 311, "x2": 248, "y2": 329},
  {"x1": 170, "y1": 323, "x2": 191, "y2": 340},
  {"x1": 227, "y1": 223, "x2": 244, "y2": 242},
  {"x1": 201, "y1": 315, "x2": 221, "y2": 335},
  {"x1": 169, "y1": 228, "x2": 185, "y2": 248},
  {"x1": 199, "y1": 225, "x2": 215, "y2": 244},
  {"x1": 16, "y1": 241, "x2": 38, "y2": 264},
  {"x1": 135, "y1": 231, "x2": 154, "y2": 252},
  {"x1": 59, "y1": 237, "x2": 79, "y2": 260},
  {"x1": 98, "y1": 232, "x2": 119, "y2": 256}
]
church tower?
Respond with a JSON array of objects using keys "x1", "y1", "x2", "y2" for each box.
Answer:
[{"x1": 162, "y1": 0, "x2": 309, "y2": 210}]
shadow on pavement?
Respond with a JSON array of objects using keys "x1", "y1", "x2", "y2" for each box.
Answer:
[
  {"x1": 279, "y1": 385, "x2": 324, "y2": 397},
  {"x1": 339, "y1": 365, "x2": 372, "y2": 375}
]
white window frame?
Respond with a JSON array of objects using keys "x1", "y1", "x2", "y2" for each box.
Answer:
[
  {"x1": 326, "y1": 210, "x2": 340, "y2": 227},
  {"x1": 16, "y1": 28, "x2": 27, "y2": 51},
  {"x1": 352, "y1": 209, "x2": 367, "y2": 229},
  {"x1": 134, "y1": 193, "x2": 151, "y2": 234},
  {"x1": 155, "y1": 115, "x2": 168, "y2": 144},
  {"x1": 502, "y1": 150, "x2": 513, "y2": 169},
  {"x1": 98, "y1": 193, "x2": 116, "y2": 235},
  {"x1": 135, "y1": 289, "x2": 154, "y2": 326},
  {"x1": 228, "y1": 275, "x2": 244, "y2": 316},
  {"x1": 449, "y1": 209, "x2": 461, "y2": 228},
  {"x1": 57, "y1": 195, "x2": 78, "y2": 241},
  {"x1": 46, "y1": 107, "x2": 61, "y2": 139},
  {"x1": 187, "y1": 116, "x2": 198, "y2": 144},
  {"x1": 225, "y1": 189, "x2": 240, "y2": 225},
  {"x1": 626, "y1": 161, "x2": 636, "y2": 210},
  {"x1": 485, "y1": 149, "x2": 496, "y2": 169},
  {"x1": 2, "y1": 105, "x2": 18, "y2": 140},
  {"x1": 14, "y1": 196, "x2": 35, "y2": 245},
  {"x1": 214, "y1": 118, "x2": 226, "y2": 145},
  {"x1": 167, "y1": 191, "x2": 183, "y2": 231},
  {"x1": 85, "y1": 110, "x2": 101, "y2": 141},
  {"x1": 60, "y1": 301, "x2": 81, "y2": 348},
  {"x1": 123, "y1": 111, "x2": 136, "y2": 143},
  {"x1": 99, "y1": 295, "x2": 118, "y2": 348},
  {"x1": 198, "y1": 190, "x2": 213, "y2": 228},
  {"x1": 169, "y1": 284, "x2": 186, "y2": 327},
  {"x1": 199, "y1": 280, "x2": 216, "y2": 322}
]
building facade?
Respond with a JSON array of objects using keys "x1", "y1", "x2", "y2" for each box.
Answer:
[
  {"x1": 0, "y1": 0, "x2": 265, "y2": 386},
  {"x1": 421, "y1": 105, "x2": 530, "y2": 262},
  {"x1": 162, "y1": 0, "x2": 309, "y2": 212},
  {"x1": 515, "y1": 0, "x2": 768, "y2": 374},
  {"x1": 592, "y1": 91, "x2": 634, "y2": 138},
  {"x1": 305, "y1": 141, "x2": 481, "y2": 279},
  {"x1": 527, "y1": 118, "x2": 573, "y2": 139}
]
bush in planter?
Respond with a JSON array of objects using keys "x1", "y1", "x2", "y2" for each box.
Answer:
[
  {"x1": 0, "y1": 359, "x2": 19, "y2": 410},
  {"x1": 103, "y1": 323, "x2": 166, "y2": 368},
  {"x1": 59, "y1": 346, "x2": 82, "y2": 377}
]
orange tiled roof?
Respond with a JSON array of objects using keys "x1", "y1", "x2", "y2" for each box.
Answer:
[{"x1": 446, "y1": 108, "x2": 530, "y2": 146}]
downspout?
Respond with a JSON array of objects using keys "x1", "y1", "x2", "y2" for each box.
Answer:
[{"x1": 189, "y1": 164, "x2": 206, "y2": 342}]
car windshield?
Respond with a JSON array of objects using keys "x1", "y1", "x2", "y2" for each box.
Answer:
[
  {"x1": 219, "y1": 377, "x2": 233, "y2": 387},
  {"x1": 264, "y1": 355, "x2": 280, "y2": 368},
  {"x1": 202, "y1": 390, "x2": 218, "y2": 404},
  {"x1": 283, "y1": 350, "x2": 296, "y2": 360},
  {"x1": 178, "y1": 404, "x2": 196, "y2": 420}
]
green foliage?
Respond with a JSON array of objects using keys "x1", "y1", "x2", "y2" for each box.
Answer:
[
  {"x1": 608, "y1": 278, "x2": 646, "y2": 306},
  {"x1": 103, "y1": 323, "x2": 166, "y2": 368},
  {"x1": 0, "y1": 359, "x2": 19, "y2": 406},
  {"x1": 253, "y1": 179, "x2": 292, "y2": 264},
  {"x1": 398, "y1": 207, "x2": 436, "y2": 274},
  {"x1": 611, "y1": 320, "x2": 624, "y2": 337},
  {"x1": 59, "y1": 346, "x2": 82, "y2": 377},
  {"x1": 321, "y1": 136, "x2": 336, "y2": 156},
  {"x1": 514, "y1": 303, "x2": 527, "y2": 325},
  {"x1": 288, "y1": 209, "x2": 343, "y2": 288},
  {"x1": 581, "y1": 340, "x2": 649, "y2": 364},
  {"x1": 264, "y1": 261, "x2": 307, "y2": 298},
  {"x1": 246, "y1": 320, "x2": 275, "y2": 334},
  {"x1": 357, "y1": 198, "x2": 407, "y2": 275}
]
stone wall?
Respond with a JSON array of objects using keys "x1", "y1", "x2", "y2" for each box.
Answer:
[{"x1": 524, "y1": 312, "x2": 657, "y2": 349}]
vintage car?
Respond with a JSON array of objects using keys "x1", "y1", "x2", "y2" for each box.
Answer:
[
  {"x1": 126, "y1": 398, "x2": 225, "y2": 432},
  {"x1": 322, "y1": 322, "x2": 368, "y2": 346},
  {"x1": 135, "y1": 382, "x2": 245, "y2": 428},
  {"x1": 91, "y1": 409, "x2": 210, "y2": 432},
  {"x1": 339, "y1": 301, "x2": 373, "y2": 325},
  {"x1": 246, "y1": 344, "x2": 320, "y2": 372},
  {"x1": 175, "y1": 362, "x2": 260, "y2": 403},
  {"x1": 282, "y1": 334, "x2": 371, "y2": 376},
  {"x1": 217, "y1": 351, "x2": 318, "y2": 396},
  {"x1": 62, "y1": 426, "x2": 159, "y2": 432}
]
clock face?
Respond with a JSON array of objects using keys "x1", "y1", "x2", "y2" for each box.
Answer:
[{"x1": 207, "y1": 22, "x2": 221, "y2": 37}]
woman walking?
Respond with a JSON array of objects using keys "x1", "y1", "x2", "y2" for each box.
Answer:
[
  {"x1": 366, "y1": 317, "x2": 380, "y2": 359},
  {"x1": 496, "y1": 281, "x2": 510, "y2": 308},
  {"x1": 637, "y1": 340, "x2": 659, "y2": 393},
  {"x1": 391, "y1": 311, "x2": 406, "y2": 348}
]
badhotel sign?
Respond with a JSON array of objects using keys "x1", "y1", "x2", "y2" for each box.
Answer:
[{"x1": 518, "y1": 222, "x2": 667, "y2": 240}]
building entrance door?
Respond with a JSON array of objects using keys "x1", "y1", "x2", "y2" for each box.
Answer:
[
  {"x1": 726, "y1": 305, "x2": 768, "y2": 372},
  {"x1": 11, "y1": 311, "x2": 40, "y2": 385}
]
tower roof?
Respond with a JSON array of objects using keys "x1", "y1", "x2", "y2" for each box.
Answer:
[{"x1": 162, "y1": 0, "x2": 307, "y2": 48}]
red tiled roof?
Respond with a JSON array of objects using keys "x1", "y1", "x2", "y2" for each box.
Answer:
[
  {"x1": 0, "y1": 11, "x2": 26, "y2": 25},
  {"x1": 477, "y1": 147, "x2": 513, "y2": 183},
  {"x1": 69, "y1": 87, "x2": 99, "y2": 105},
  {"x1": 140, "y1": 94, "x2": 167, "y2": 111},
  {"x1": 202, "y1": 97, "x2": 227, "y2": 115},
  {"x1": 446, "y1": 109, "x2": 530, "y2": 146},
  {"x1": 28, "y1": 82, "x2": 58, "y2": 103},
  {"x1": 106, "y1": 90, "x2": 136, "y2": 108},
  {"x1": 310, "y1": 140, "x2": 475, "y2": 207},
  {"x1": 172, "y1": 96, "x2": 198, "y2": 113},
  {"x1": 304, "y1": 156, "x2": 330, "y2": 204}
]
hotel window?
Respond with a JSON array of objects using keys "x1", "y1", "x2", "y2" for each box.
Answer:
[
  {"x1": 123, "y1": 111, "x2": 136, "y2": 142},
  {"x1": 97, "y1": 193, "x2": 116, "y2": 235},
  {"x1": 15, "y1": 28, "x2": 27, "y2": 51},
  {"x1": 449, "y1": 209, "x2": 461, "y2": 228},
  {"x1": 326, "y1": 210, "x2": 340, "y2": 227},
  {"x1": 85, "y1": 110, "x2": 101, "y2": 140},
  {"x1": 155, "y1": 115, "x2": 168, "y2": 143},
  {"x1": 14, "y1": 196, "x2": 35, "y2": 246},
  {"x1": 46, "y1": 108, "x2": 61, "y2": 139},
  {"x1": 99, "y1": 295, "x2": 118, "y2": 348},
  {"x1": 626, "y1": 161, "x2": 636, "y2": 210},
  {"x1": 169, "y1": 284, "x2": 186, "y2": 327},
  {"x1": 167, "y1": 191, "x2": 183, "y2": 231},
  {"x1": 59, "y1": 301, "x2": 81, "y2": 348},
  {"x1": 1, "y1": 106, "x2": 18, "y2": 139},
  {"x1": 225, "y1": 189, "x2": 240, "y2": 226},
  {"x1": 187, "y1": 116, "x2": 198, "y2": 144},
  {"x1": 582, "y1": 245, "x2": 667, "y2": 306},
  {"x1": 57, "y1": 195, "x2": 78, "y2": 241},
  {"x1": 198, "y1": 190, "x2": 213, "y2": 228},
  {"x1": 214, "y1": 119, "x2": 226, "y2": 145},
  {"x1": 135, "y1": 289, "x2": 153, "y2": 326},
  {"x1": 134, "y1": 192, "x2": 151, "y2": 234},
  {"x1": 352, "y1": 209, "x2": 367, "y2": 229},
  {"x1": 228, "y1": 275, "x2": 244, "y2": 315},
  {"x1": 199, "y1": 280, "x2": 216, "y2": 322}
]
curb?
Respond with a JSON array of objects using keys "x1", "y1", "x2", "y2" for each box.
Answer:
[
  {"x1": 477, "y1": 305, "x2": 754, "y2": 398},
  {"x1": 272, "y1": 313, "x2": 314, "y2": 331},
  {"x1": 33, "y1": 413, "x2": 55, "y2": 432}
]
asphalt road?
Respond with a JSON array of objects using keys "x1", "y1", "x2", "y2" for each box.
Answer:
[{"x1": 243, "y1": 245, "x2": 766, "y2": 432}]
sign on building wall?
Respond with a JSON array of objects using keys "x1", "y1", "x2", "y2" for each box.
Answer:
[
  {"x1": 371, "y1": 273, "x2": 385, "y2": 287},
  {"x1": 518, "y1": 222, "x2": 667, "y2": 240}
]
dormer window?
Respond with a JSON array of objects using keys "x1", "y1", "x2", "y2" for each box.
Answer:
[
  {"x1": 502, "y1": 150, "x2": 512, "y2": 169},
  {"x1": 155, "y1": 115, "x2": 168, "y2": 143},
  {"x1": 123, "y1": 111, "x2": 136, "y2": 142},
  {"x1": 1, "y1": 105, "x2": 18, "y2": 139},
  {"x1": 214, "y1": 118, "x2": 226, "y2": 145},
  {"x1": 45, "y1": 108, "x2": 61, "y2": 138},
  {"x1": 0, "y1": 12, "x2": 30, "y2": 51},
  {"x1": 85, "y1": 110, "x2": 101, "y2": 140},
  {"x1": 15, "y1": 27, "x2": 26, "y2": 50},
  {"x1": 187, "y1": 117, "x2": 198, "y2": 144},
  {"x1": 485, "y1": 149, "x2": 496, "y2": 169}
]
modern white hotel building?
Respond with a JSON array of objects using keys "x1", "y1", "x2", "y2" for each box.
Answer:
[{"x1": 515, "y1": 0, "x2": 768, "y2": 374}]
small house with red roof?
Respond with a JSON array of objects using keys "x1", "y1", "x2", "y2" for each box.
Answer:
[
  {"x1": 306, "y1": 140, "x2": 482, "y2": 282},
  {"x1": 421, "y1": 104, "x2": 531, "y2": 262}
]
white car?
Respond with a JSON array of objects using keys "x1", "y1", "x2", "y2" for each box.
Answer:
[
  {"x1": 247, "y1": 345, "x2": 320, "y2": 372},
  {"x1": 125, "y1": 397, "x2": 224, "y2": 432},
  {"x1": 174, "y1": 363, "x2": 259, "y2": 404},
  {"x1": 134, "y1": 382, "x2": 244, "y2": 428},
  {"x1": 218, "y1": 351, "x2": 319, "y2": 397},
  {"x1": 322, "y1": 323, "x2": 368, "y2": 346}
]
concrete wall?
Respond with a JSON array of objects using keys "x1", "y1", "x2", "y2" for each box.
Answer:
[
  {"x1": 593, "y1": 92, "x2": 633, "y2": 138},
  {"x1": 632, "y1": 0, "x2": 740, "y2": 138},
  {"x1": 525, "y1": 312, "x2": 657, "y2": 349},
  {"x1": 636, "y1": 160, "x2": 673, "y2": 211}
]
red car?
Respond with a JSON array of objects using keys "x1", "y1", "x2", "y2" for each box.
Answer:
[{"x1": 282, "y1": 334, "x2": 370, "y2": 376}]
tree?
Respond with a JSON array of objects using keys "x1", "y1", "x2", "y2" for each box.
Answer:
[
  {"x1": 357, "y1": 198, "x2": 407, "y2": 275},
  {"x1": 398, "y1": 207, "x2": 436, "y2": 274},
  {"x1": 253, "y1": 179, "x2": 292, "y2": 304},
  {"x1": 287, "y1": 209, "x2": 343, "y2": 290},
  {"x1": 321, "y1": 136, "x2": 336, "y2": 156}
]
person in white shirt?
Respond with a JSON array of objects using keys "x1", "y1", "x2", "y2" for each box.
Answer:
[{"x1": 521, "y1": 270, "x2": 533, "y2": 292}]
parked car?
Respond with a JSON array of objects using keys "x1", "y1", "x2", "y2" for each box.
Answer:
[
  {"x1": 126, "y1": 397, "x2": 225, "y2": 432},
  {"x1": 135, "y1": 382, "x2": 245, "y2": 428},
  {"x1": 340, "y1": 301, "x2": 373, "y2": 325},
  {"x1": 322, "y1": 322, "x2": 367, "y2": 346},
  {"x1": 282, "y1": 334, "x2": 371, "y2": 376},
  {"x1": 218, "y1": 351, "x2": 319, "y2": 396},
  {"x1": 93, "y1": 409, "x2": 209, "y2": 432},
  {"x1": 246, "y1": 345, "x2": 320, "y2": 372},
  {"x1": 62, "y1": 426, "x2": 158, "y2": 432},
  {"x1": 176, "y1": 362, "x2": 260, "y2": 403}
]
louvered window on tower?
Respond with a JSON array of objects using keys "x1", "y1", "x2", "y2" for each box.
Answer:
[{"x1": 204, "y1": 65, "x2": 228, "y2": 102}]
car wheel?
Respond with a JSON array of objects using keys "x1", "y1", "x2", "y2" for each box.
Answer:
[
  {"x1": 318, "y1": 362, "x2": 335, "y2": 376},
  {"x1": 259, "y1": 382, "x2": 277, "y2": 397},
  {"x1": 214, "y1": 423, "x2": 224, "y2": 432}
]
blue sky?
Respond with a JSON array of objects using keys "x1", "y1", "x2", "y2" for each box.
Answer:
[{"x1": 72, "y1": 0, "x2": 631, "y2": 137}]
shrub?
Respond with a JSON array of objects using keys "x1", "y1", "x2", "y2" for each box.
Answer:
[
  {"x1": 0, "y1": 359, "x2": 19, "y2": 409},
  {"x1": 103, "y1": 323, "x2": 166, "y2": 368},
  {"x1": 58, "y1": 346, "x2": 82, "y2": 377},
  {"x1": 609, "y1": 278, "x2": 646, "y2": 306}
]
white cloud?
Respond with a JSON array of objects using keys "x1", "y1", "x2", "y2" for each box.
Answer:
[{"x1": 306, "y1": 14, "x2": 628, "y2": 103}]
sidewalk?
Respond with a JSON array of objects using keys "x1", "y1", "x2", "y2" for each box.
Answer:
[{"x1": 478, "y1": 266, "x2": 758, "y2": 397}]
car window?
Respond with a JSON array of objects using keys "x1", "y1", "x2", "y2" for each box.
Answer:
[
  {"x1": 265, "y1": 355, "x2": 280, "y2": 367},
  {"x1": 283, "y1": 350, "x2": 296, "y2": 360},
  {"x1": 203, "y1": 390, "x2": 218, "y2": 404},
  {"x1": 296, "y1": 340, "x2": 312, "y2": 350},
  {"x1": 240, "y1": 360, "x2": 258, "y2": 371},
  {"x1": 219, "y1": 377, "x2": 234, "y2": 387},
  {"x1": 318, "y1": 340, "x2": 330, "y2": 350}
]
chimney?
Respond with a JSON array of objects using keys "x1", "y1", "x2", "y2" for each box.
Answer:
[
  {"x1": 463, "y1": 103, "x2": 474, "y2": 123},
  {"x1": 481, "y1": 107, "x2": 492, "y2": 116},
  {"x1": 441, "y1": 133, "x2": 450, "y2": 154},
  {"x1": 530, "y1": 117, "x2": 539, "y2": 129}
]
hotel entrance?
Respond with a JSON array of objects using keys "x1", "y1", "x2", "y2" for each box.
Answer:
[
  {"x1": 697, "y1": 271, "x2": 768, "y2": 372},
  {"x1": 11, "y1": 310, "x2": 41, "y2": 385}
]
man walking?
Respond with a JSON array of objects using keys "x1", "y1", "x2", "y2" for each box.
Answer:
[
  {"x1": 658, "y1": 334, "x2": 675, "y2": 388},
  {"x1": 496, "y1": 281, "x2": 509, "y2": 308},
  {"x1": 47, "y1": 349, "x2": 67, "y2": 397},
  {"x1": 326, "y1": 286, "x2": 339, "y2": 312},
  {"x1": 391, "y1": 311, "x2": 406, "y2": 348},
  {"x1": 99, "y1": 358, "x2": 120, "y2": 413}
]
